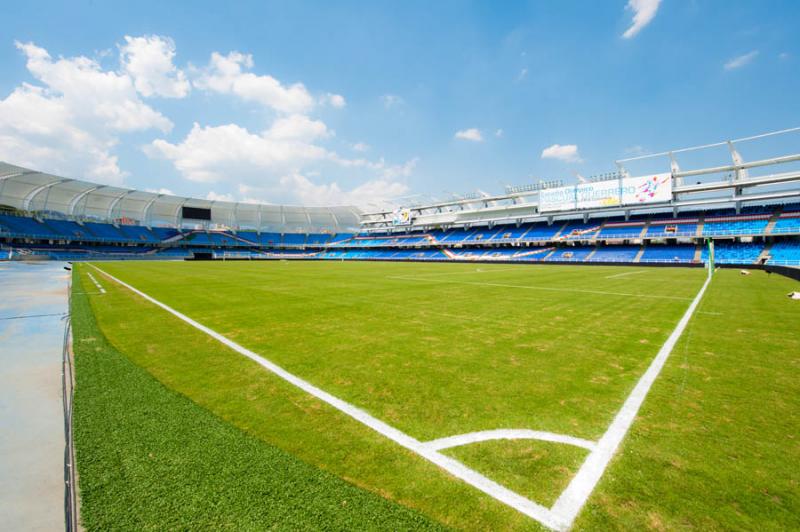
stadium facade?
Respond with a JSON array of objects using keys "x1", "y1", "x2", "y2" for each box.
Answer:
[{"x1": 2, "y1": 130, "x2": 800, "y2": 266}]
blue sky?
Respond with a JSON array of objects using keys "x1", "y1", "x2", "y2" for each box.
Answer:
[{"x1": 0, "y1": 0, "x2": 798, "y2": 207}]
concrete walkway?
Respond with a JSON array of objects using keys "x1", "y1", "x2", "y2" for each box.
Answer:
[{"x1": 0, "y1": 261, "x2": 70, "y2": 531}]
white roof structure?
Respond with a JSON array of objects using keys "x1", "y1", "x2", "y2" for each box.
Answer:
[{"x1": 0, "y1": 162, "x2": 361, "y2": 233}]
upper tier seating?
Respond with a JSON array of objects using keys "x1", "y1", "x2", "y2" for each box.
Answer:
[
  {"x1": 558, "y1": 221, "x2": 601, "y2": 240},
  {"x1": 702, "y1": 217, "x2": 769, "y2": 236},
  {"x1": 771, "y1": 214, "x2": 800, "y2": 235},
  {"x1": 597, "y1": 224, "x2": 645, "y2": 239},
  {"x1": 646, "y1": 221, "x2": 698, "y2": 237},
  {"x1": 118, "y1": 224, "x2": 160, "y2": 242},
  {"x1": 282, "y1": 233, "x2": 307, "y2": 246},
  {"x1": 42, "y1": 219, "x2": 92, "y2": 240},
  {"x1": 0, "y1": 214, "x2": 63, "y2": 238},
  {"x1": 84, "y1": 222, "x2": 126, "y2": 240}
]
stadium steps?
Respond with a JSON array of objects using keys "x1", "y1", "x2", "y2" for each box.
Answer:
[
  {"x1": 541, "y1": 248, "x2": 557, "y2": 261},
  {"x1": 639, "y1": 220, "x2": 651, "y2": 239},
  {"x1": 695, "y1": 215, "x2": 705, "y2": 237},
  {"x1": 592, "y1": 221, "x2": 606, "y2": 242},
  {"x1": 551, "y1": 221, "x2": 569, "y2": 239},
  {"x1": 161, "y1": 232, "x2": 187, "y2": 243},
  {"x1": 765, "y1": 206, "x2": 783, "y2": 235},
  {"x1": 633, "y1": 245, "x2": 645, "y2": 263},
  {"x1": 756, "y1": 242, "x2": 774, "y2": 264},
  {"x1": 584, "y1": 246, "x2": 599, "y2": 262},
  {"x1": 693, "y1": 243, "x2": 703, "y2": 263}
]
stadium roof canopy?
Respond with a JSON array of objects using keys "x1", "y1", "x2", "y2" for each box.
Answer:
[{"x1": 0, "y1": 162, "x2": 361, "y2": 233}]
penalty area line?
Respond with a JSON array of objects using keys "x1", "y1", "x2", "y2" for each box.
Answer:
[{"x1": 88, "y1": 264, "x2": 565, "y2": 531}]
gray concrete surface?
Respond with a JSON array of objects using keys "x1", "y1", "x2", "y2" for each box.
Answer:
[{"x1": 0, "y1": 261, "x2": 70, "y2": 531}]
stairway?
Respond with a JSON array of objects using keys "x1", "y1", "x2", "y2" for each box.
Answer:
[
  {"x1": 765, "y1": 206, "x2": 783, "y2": 235},
  {"x1": 633, "y1": 245, "x2": 645, "y2": 263},
  {"x1": 695, "y1": 214, "x2": 705, "y2": 237},
  {"x1": 693, "y1": 243, "x2": 703, "y2": 263},
  {"x1": 584, "y1": 245, "x2": 599, "y2": 262},
  {"x1": 639, "y1": 220, "x2": 650, "y2": 239},
  {"x1": 756, "y1": 242, "x2": 773, "y2": 264},
  {"x1": 551, "y1": 221, "x2": 569, "y2": 240}
]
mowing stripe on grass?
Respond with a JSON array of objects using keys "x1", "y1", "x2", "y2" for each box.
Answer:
[
  {"x1": 423, "y1": 429, "x2": 597, "y2": 452},
  {"x1": 387, "y1": 275, "x2": 693, "y2": 301},
  {"x1": 87, "y1": 264, "x2": 565, "y2": 530},
  {"x1": 549, "y1": 271, "x2": 713, "y2": 529}
]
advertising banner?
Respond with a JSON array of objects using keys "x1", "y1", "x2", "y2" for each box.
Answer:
[
  {"x1": 576, "y1": 181, "x2": 622, "y2": 210},
  {"x1": 392, "y1": 208, "x2": 413, "y2": 226},
  {"x1": 539, "y1": 186, "x2": 576, "y2": 212},
  {"x1": 621, "y1": 173, "x2": 672, "y2": 205},
  {"x1": 539, "y1": 173, "x2": 672, "y2": 213}
]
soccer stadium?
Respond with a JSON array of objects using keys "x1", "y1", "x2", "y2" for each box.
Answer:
[{"x1": 1, "y1": 3, "x2": 799, "y2": 532}]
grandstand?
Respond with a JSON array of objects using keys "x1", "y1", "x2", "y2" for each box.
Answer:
[{"x1": 3, "y1": 129, "x2": 800, "y2": 267}]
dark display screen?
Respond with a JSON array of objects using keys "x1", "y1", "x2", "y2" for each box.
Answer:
[{"x1": 182, "y1": 206, "x2": 211, "y2": 220}]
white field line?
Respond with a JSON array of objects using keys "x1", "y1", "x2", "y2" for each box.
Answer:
[
  {"x1": 387, "y1": 275, "x2": 693, "y2": 302},
  {"x1": 424, "y1": 429, "x2": 596, "y2": 452},
  {"x1": 405, "y1": 267, "x2": 524, "y2": 277},
  {"x1": 604, "y1": 270, "x2": 646, "y2": 279},
  {"x1": 549, "y1": 272, "x2": 712, "y2": 529},
  {"x1": 85, "y1": 271, "x2": 106, "y2": 294},
  {"x1": 88, "y1": 264, "x2": 565, "y2": 530}
]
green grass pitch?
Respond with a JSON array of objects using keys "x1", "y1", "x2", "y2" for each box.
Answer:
[{"x1": 72, "y1": 261, "x2": 800, "y2": 530}]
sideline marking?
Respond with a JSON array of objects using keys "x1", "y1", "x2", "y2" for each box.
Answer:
[
  {"x1": 424, "y1": 429, "x2": 596, "y2": 452},
  {"x1": 550, "y1": 271, "x2": 712, "y2": 529},
  {"x1": 85, "y1": 271, "x2": 106, "y2": 294},
  {"x1": 387, "y1": 275, "x2": 693, "y2": 301},
  {"x1": 88, "y1": 264, "x2": 564, "y2": 530},
  {"x1": 604, "y1": 270, "x2": 646, "y2": 279},
  {"x1": 89, "y1": 263, "x2": 710, "y2": 531}
]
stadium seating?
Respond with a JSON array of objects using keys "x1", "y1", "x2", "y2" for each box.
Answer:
[
  {"x1": 3, "y1": 205, "x2": 800, "y2": 266},
  {"x1": 766, "y1": 240, "x2": 800, "y2": 265},
  {"x1": 597, "y1": 224, "x2": 645, "y2": 239},
  {"x1": 587, "y1": 245, "x2": 639, "y2": 262},
  {"x1": 702, "y1": 241, "x2": 764, "y2": 264},
  {"x1": 702, "y1": 217, "x2": 769, "y2": 236},
  {"x1": 639, "y1": 245, "x2": 696, "y2": 263}
]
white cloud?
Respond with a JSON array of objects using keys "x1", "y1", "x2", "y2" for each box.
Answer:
[
  {"x1": 120, "y1": 35, "x2": 190, "y2": 98},
  {"x1": 194, "y1": 51, "x2": 314, "y2": 114},
  {"x1": 381, "y1": 94, "x2": 403, "y2": 108},
  {"x1": 206, "y1": 190, "x2": 235, "y2": 202},
  {"x1": 455, "y1": 128, "x2": 483, "y2": 142},
  {"x1": 278, "y1": 172, "x2": 408, "y2": 207},
  {"x1": 541, "y1": 144, "x2": 582, "y2": 163},
  {"x1": 779, "y1": 52, "x2": 790, "y2": 60},
  {"x1": 145, "y1": 187, "x2": 174, "y2": 195},
  {"x1": 518, "y1": 67, "x2": 528, "y2": 80},
  {"x1": 495, "y1": 129, "x2": 504, "y2": 138},
  {"x1": 145, "y1": 121, "x2": 330, "y2": 183},
  {"x1": 146, "y1": 120, "x2": 415, "y2": 205},
  {"x1": 321, "y1": 92, "x2": 346, "y2": 108},
  {"x1": 0, "y1": 40, "x2": 173, "y2": 185},
  {"x1": 352, "y1": 141, "x2": 369, "y2": 152},
  {"x1": 724, "y1": 50, "x2": 759, "y2": 70},
  {"x1": 622, "y1": 0, "x2": 661, "y2": 39}
]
